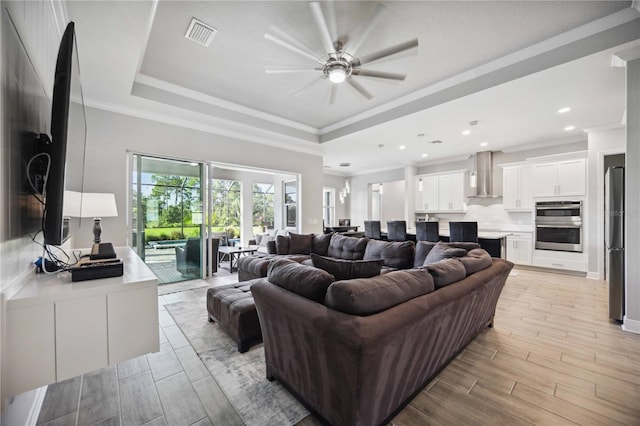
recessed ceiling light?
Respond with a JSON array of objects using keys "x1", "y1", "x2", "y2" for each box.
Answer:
[
  {"x1": 399, "y1": 145, "x2": 406, "y2": 150},
  {"x1": 480, "y1": 142, "x2": 488, "y2": 147},
  {"x1": 421, "y1": 153, "x2": 429, "y2": 158},
  {"x1": 564, "y1": 126, "x2": 576, "y2": 131},
  {"x1": 462, "y1": 130, "x2": 471, "y2": 136},
  {"x1": 558, "y1": 107, "x2": 571, "y2": 114}
]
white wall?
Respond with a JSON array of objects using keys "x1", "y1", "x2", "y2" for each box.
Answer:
[
  {"x1": 75, "y1": 107, "x2": 324, "y2": 249},
  {"x1": 348, "y1": 168, "x2": 405, "y2": 229},
  {"x1": 624, "y1": 56, "x2": 640, "y2": 333},
  {"x1": 586, "y1": 127, "x2": 625, "y2": 279}
]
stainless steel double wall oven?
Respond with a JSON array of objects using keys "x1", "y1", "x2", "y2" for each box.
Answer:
[{"x1": 535, "y1": 201, "x2": 583, "y2": 252}]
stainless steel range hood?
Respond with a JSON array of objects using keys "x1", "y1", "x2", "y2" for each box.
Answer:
[{"x1": 469, "y1": 151, "x2": 501, "y2": 198}]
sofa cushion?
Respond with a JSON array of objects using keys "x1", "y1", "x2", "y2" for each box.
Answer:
[
  {"x1": 427, "y1": 258, "x2": 467, "y2": 288},
  {"x1": 446, "y1": 242, "x2": 482, "y2": 251},
  {"x1": 327, "y1": 234, "x2": 368, "y2": 260},
  {"x1": 424, "y1": 242, "x2": 467, "y2": 265},
  {"x1": 363, "y1": 239, "x2": 415, "y2": 269},
  {"x1": 414, "y1": 241, "x2": 437, "y2": 267},
  {"x1": 289, "y1": 233, "x2": 313, "y2": 255},
  {"x1": 267, "y1": 258, "x2": 335, "y2": 303},
  {"x1": 324, "y1": 269, "x2": 435, "y2": 316},
  {"x1": 311, "y1": 254, "x2": 383, "y2": 281},
  {"x1": 459, "y1": 248, "x2": 493, "y2": 275},
  {"x1": 312, "y1": 233, "x2": 332, "y2": 256}
]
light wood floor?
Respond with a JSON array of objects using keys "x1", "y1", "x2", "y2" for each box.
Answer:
[{"x1": 37, "y1": 268, "x2": 640, "y2": 425}]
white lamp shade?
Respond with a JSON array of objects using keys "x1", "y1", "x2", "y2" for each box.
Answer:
[
  {"x1": 80, "y1": 193, "x2": 118, "y2": 218},
  {"x1": 62, "y1": 190, "x2": 83, "y2": 217}
]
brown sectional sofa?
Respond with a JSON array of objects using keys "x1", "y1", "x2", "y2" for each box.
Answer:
[{"x1": 251, "y1": 255, "x2": 514, "y2": 426}]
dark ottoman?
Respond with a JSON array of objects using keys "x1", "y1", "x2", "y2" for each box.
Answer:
[{"x1": 206, "y1": 282, "x2": 262, "y2": 353}]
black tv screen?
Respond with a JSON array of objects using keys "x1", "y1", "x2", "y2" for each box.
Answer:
[{"x1": 43, "y1": 22, "x2": 86, "y2": 246}]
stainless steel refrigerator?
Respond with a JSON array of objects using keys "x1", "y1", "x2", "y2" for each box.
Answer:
[{"x1": 605, "y1": 166, "x2": 625, "y2": 322}]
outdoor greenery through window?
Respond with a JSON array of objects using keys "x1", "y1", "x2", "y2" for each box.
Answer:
[
  {"x1": 210, "y1": 179, "x2": 241, "y2": 239},
  {"x1": 132, "y1": 158, "x2": 202, "y2": 245},
  {"x1": 253, "y1": 183, "x2": 274, "y2": 234}
]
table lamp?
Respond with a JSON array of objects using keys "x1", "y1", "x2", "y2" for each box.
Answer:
[{"x1": 81, "y1": 193, "x2": 118, "y2": 259}]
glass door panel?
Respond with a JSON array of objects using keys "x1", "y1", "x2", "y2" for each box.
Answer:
[{"x1": 131, "y1": 154, "x2": 203, "y2": 284}]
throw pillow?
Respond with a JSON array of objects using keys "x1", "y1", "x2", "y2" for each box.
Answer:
[
  {"x1": 312, "y1": 233, "x2": 332, "y2": 256},
  {"x1": 424, "y1": 242, "x2": 467, "y2": 265},
  {"x1": 289, "y1": 233, "x2": 313, "y2": 255},
  {"x1": 459, "y1": 248, "x2": 493, "y2": 275},
  {"x1": 275, "y1": 235, "x2": 290, "y2": 255},
  {"x1": 414, "y1": 241, "x2": 437, "y2": 267},
  {"x1": 427, "y1": 258, "x2": 466, "y2": 288},
  {"x1": 325, "y1": 269, "x2": 435, "y2": 316},
  {"x1": 267, "y1": 258, "x2": 335, "y2": 303},
  {"x1": 311, "y1": 254, "x2": 383, "y2": 281}
]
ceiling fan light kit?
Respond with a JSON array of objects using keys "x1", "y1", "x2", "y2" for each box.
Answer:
[{"x1": 264, "y1": 1, "x2": 418, "y2": 101}]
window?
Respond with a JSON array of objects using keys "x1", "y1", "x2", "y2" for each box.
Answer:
[
  {"x1": 323, "y1": 188, "x2": 335, "y2": 227},
  {"x1": 253, "y1": 183, "x2": 274, "y2": 233},
  {"x1": 284, "y1": 180, "x2": 297, "y2": 228}
]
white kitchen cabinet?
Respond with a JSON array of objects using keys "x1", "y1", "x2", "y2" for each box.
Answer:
[
  {"x1": 506, "y1": 233, "x2": 532, "y2": 265},
  {"x1": 503, "y1": 165, "x2": 533, "y2": 210},
  {"x1": 439, "y1": 173, "x2": 465, "y2": 211},
  {"x1": 3, "y1": 247, "x2": 159, "y2": 397},
  {"x1": 415, "y1": 172, "x2": 466, "y2": 212},
  {"x1": 533, "y1": 159, "x2": 585, "y2": 197},
  {"x1": 415, "y1": 175, "x2": 439, "y2": 211}
]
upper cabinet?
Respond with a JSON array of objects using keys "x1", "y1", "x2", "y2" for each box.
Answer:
[
  {"x1": 502, "y1": 164, "x2": 533, "y2": 210},
  {"x1": 532, "y1": 159, "x2": 586, "y2": 197},
  {"x1": 415, "y1": 171, "x2": 467, "y2": 212}
]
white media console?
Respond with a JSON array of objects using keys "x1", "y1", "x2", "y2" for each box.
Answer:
[{"x1": 3, "y1": 247, "x2": 159, "y2": 397}]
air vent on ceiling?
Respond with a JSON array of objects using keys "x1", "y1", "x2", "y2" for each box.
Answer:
[
  {"x1": 185, "y1": 18, "x2": 217, "y2": 47},
  {"x1": 428, "y1": 140, "x2": 443, "y2": 144}
]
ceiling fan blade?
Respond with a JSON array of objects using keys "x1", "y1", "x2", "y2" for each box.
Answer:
[
  {"x1": 356, "y1": 38, "x2": 419, "y2": 66},
  {"x1": 328, "y1": 84, "x2": 337, "y2": 104},
  {"x1": 352, "y1": 69, "x2": 406, "y2": 81},
  {"x1": 346, "y1": 77, "x2": 373, "y2": 100},
  {"x1": 324, "y1": 1, "x2": 338, "y2": 44},
  {"x1": 343, "y1": 3, "x2": 385, "y2": 57},
  {"x1": 263, "y1": 66, "x2": 321, "y2": 74},
  {"x1": 264, "y1": 30, "x2": 325, "y2": 65},
  {"x1": 310, "y1": 2, "x2": 336, "y2": 55}
]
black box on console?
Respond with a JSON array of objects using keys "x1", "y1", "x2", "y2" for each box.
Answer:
[{"x1": 71, "y1": 259, "x2": 124, "y2": 282}]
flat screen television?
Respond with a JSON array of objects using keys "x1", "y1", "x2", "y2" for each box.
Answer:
[{"x1": 42, "y1": 22, "x2": 87, "y2": 246}]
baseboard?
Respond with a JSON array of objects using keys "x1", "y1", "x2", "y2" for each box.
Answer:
[
  {"x1": 622, "y1": 315, "x2": 640, "y2": 334},
  {"x1": 585, "y1": 271, "x2": 600, "y2": 280}
]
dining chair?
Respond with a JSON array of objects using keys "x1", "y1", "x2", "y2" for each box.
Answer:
[
  {"x1": 386, "y1": 220, "x2": 407, "y2": 241},
  {"x1": 449, "y1": 221, "x2": 478, "y2": 243},
  {"x1": 415, "y1": 221, "x2": 439, "y2": 242},
  {"x1": 364, "y1": 220, "x2": 382, "y2": 239}
]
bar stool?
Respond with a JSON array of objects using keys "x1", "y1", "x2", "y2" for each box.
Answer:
[
  {"x1": 386, "y1": 220, "x2": 407, "y2": 242},
  {"x1": 415, "y1": 221, "x2": 439, "y2": 242},
  {"x1": 364, "y1": 220, "x2": 382, "y2": 239},
  {"x1": 449, "y1": 221, "x2": 478, "y2": 243}
]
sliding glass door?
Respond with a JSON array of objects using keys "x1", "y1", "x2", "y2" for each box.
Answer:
[{"x1": 131, "y1": 155, "x2": 203, "y2": 284}]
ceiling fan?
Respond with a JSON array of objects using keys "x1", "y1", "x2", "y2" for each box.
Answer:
[{"x1": 263, "y1": 1, "x2": 419, "y2": 102}]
